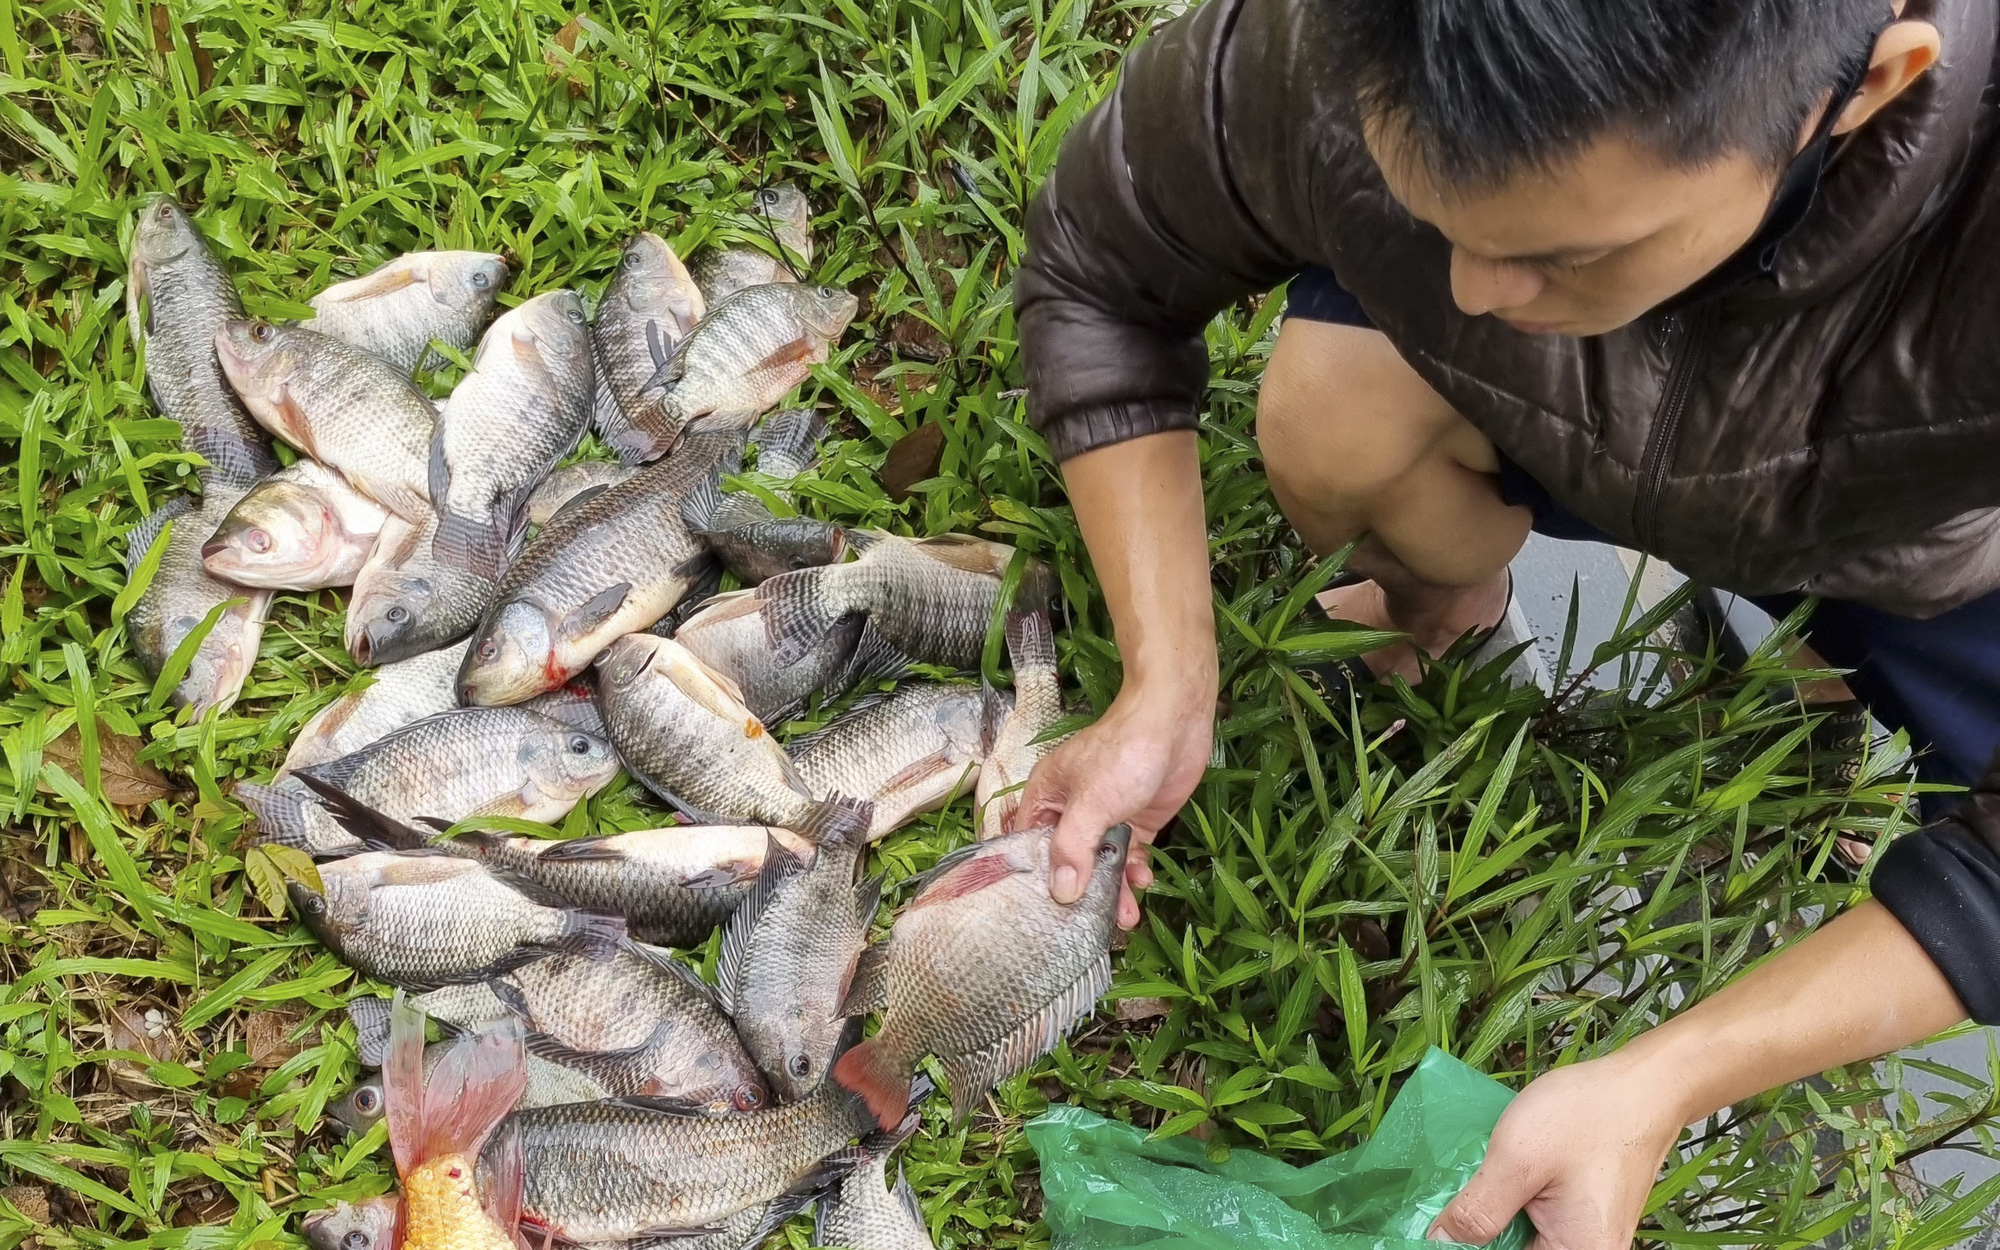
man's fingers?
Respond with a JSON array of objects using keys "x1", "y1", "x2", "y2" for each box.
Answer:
[
  {"x1": 1050, "y1": 795, "x2": 1125, "y2": 904},
  {"x1": 1116, "y1": 880, "x2": 1141, "y2": 930},
  {"x1": 1429, "y1": 1151, "x2": 1544, "y2": 1247},
  {"x1": 1015, "y1": 745, "x2": 1075, "y2": 829}
]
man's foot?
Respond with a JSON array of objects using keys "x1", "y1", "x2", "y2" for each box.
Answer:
[{"x1": 1315, "y1": 568, "x2": 1511, "y2": 683}]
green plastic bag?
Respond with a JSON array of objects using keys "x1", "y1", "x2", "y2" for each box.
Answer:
[{"x1": 1026, "y1": 1047, "x2": 1531, "y2": 1250}]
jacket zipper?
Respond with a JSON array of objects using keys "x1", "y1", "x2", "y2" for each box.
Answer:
[{"x1": 1631, "y1": 306, "x2": 1718, "y2": 552}]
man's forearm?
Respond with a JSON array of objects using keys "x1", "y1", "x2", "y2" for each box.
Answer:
[
  {"x1": 1062, "y1": 431, "x2": 1218, "y2": 699},
  {"x1": 1626, "y1": 901, "x2": 1967, "y2": 1126}
]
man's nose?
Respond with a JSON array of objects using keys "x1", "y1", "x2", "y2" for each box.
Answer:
[{"x1": 1450, "y1": 248, "x2": 1548, "y2": 316}]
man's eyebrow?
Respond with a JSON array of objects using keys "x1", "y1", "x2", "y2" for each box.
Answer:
[{"x1": 1484, "y1": 239, "x2": 1635, "y2": 267}]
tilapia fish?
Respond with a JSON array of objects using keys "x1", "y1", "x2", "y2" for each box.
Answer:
[
  {"x1": 791, "y1": 683, "x2": 989, "y2": 840},
  {"x1": 303, "y1": 1197, "x2": 400, "y2": 1250},
  {"x1": 282, "y1": 640, "x2": 468, "y2": 774},
  {"x1": 126, "y1": 486, "x2": 272, "y2": 716},
  {"x1": 594, "y1": 233, "x2": 705, "y2": 462},
  {"x1": 305, "y1": 250, "x2": 508, "y2": 373},
  {"x1": 693, "y1": 183, "x2": 815, "y2": 305},
  {"x1": 443, "y1": 824, "x2": 816, "y2": 948},
  {"x1": 432, "y1": 291, "x2": 596, "y2": 579},
  {"x1": 488, "y1": 1071, "x2": 892, "y2": 1241},
  {"x1": 975, "y1": 610, "x2": 1070, "y2": 840},
  {"x1": 241, "y1": 705, "x2": 618, "y2": 857},
  {"x1": 757, "y1": 531, "x2": 1053, "y2": 673},
  {"x1": 126, "y1": 196, "x2": 277, "y2": 486},
  {"x1": 719, "y1": 799, "x2": 877, "y2": 1101},
  {"x1": 288, "y1": 833, "x2": 624, "y2": 989},
  {"x1": 347, "y1": 508, "x2": 498, "y2": 667},
  {"x1": 200, "y1": 460, "x2": 389, "y2": 590},
  {"x1": 525, "y1": 460, "x2": 638, "y2": 528},
  {"x1": 673, "y1": 590, "x2": 889, "y2": 725},
  {"x1": 458, "y1": 432, "x2": 741, "y2": 706},
  {"x1": 701, "y1": 408, "x2": 844, "y2": 585},
  {"x1": 214, "y1": 320, "x2": 438, "y2": 522},
  {"x1": 618, "y1": 284, "x2": 859, "y2": 461},
  {"x1": 813, "y1": 1111, "x2": 934, "y2": 1250},
  {"x1": 382, "y1": 998, "x2": 524, "y2": 1250},
  {"x1": 379, "y1": 942, "x2": 770, "y2": 1115},
  {"x1": 327, "y1": 1045, "x2": 611, "y2": 1137},
  {"x1": 594, "y1": 633, "x2": 822, "y2": 827},
  {"x1": 834, "y1": 824, "x2": 1129, "y2": 1128}
]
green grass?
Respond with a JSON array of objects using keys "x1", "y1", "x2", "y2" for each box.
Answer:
[{"x1": 4, "y1": 0, "x2": 2000, "y2": 1246}]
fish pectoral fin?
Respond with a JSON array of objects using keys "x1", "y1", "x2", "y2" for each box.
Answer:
[
  {"x1": 318, "y1": 264, "x2": 421, "y2": 304},
  {"x1": 878, "y1": 749, "x2": 959, "y2": 797},
  {"x1": 748, "y1": 335, "x2": 815, "y2": 374},
  {"x1": 911, "y1": 532, "x2": 1015, "y2": 577},
  {"x1": 839, "y1": 941, "x2": 891, "y2": 1018},
  {"x1": 557, "y1": 581, "x2": 633, "y2": 645},
  {"x1": 533, "y1": 834, "x2": 626, "y2": 863},
  {"x1": 640, "y1": 324, "x2": 691, "y2": 391},
  {"x1": 940, "y1": 954, "x2": 1112, "y2": 1123}
]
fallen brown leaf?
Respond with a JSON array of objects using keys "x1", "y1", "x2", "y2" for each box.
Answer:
[
  {"x1": 40, "y1": 723, "x2": 176, "y2": 807},
  {"x1": 2, "y1": 1185, "x2": 50, "y2": 1224},
  {"x1": 244, "y1": 1009, "x2": 307, "y2": 1070},
  {"x1": 1114, "y1": 996, "x2": 1171, "y2": 1023},
  {"x1": 880, "y1": 422, "x2": 946, "y2": 501}
]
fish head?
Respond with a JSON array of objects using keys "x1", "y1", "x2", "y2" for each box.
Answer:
[
  {"x1": 285, "y1": 876, "x2": 341, "y2": 947},
  {"x1": 130, "y1": 196, "x2": 200, "y2": 269},
  {"x1": 519, "y1": 723, "x2": 621, "y2": 804},
  {"x1": 791, "y1": 284, "x2": 860, "y2": 339},
  {"x1": 935, "y1": 689, "x2": 989, "y2": 760},
  {"x1": 325, "y1": 1075, "x2": 387, "y2": 1137},
  {"x1": 213, "y1": 320, "x2": 307, "y2": 421},
  {"x1": 753, "y1": 183, "x2": 814, "y2": 258},
  {"x1": 458, "y1": 601, "x2": 559, "y2": 706},
  {"x1": 519, "y1": 288, "x2": 591, "y2": 345},
  {"x1": 303, "y1": 1197, "x2": 401, "y2": 1250},
  {"x1": 346, "y1": 567, "x2": 443, "y2": 667},
  {"x1": 202, "y1": 479, "x2": 334, "y2": 584},
  {"x1": 704, "y1": 519, "x2": 845, "y2": 584},
  {"x1": 432, "y1": 251, "x2": 510, "y2": 313},
  {"x1": 1071, "y1": 822, "x2": 1132, "y2": 907},
  {"x1": 741, "y1": 1005, "x2": 843, "y2": 1103}
]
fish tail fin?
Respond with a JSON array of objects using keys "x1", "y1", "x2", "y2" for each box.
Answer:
[
  {"x1": 799, "y1": 795, "x2": 874, "y2": 850},
  {"x1": 481, "y1": 1118, "x2": 525, "y2": 1240},
  {"x1": 347, "y1": 994, "x2": 395, "y2": 1066},
  {"x1": 383, "y1": 992, "x2": 526, "y2": 1177},
  {"x1": 431, "y1": 508, "x2": 507, "y2": 582},
  {"x1": 605, "y1": 397, "x2": 681, "y2": 465},
  {"x1": 831, "y1": 1033, "x2": 913, "y2": 1133},
  {"x1": 550, "y1": 909, "x2": 626, "y2": 962},
  {"x1": 235, "y1": 780, "x2": 333, "y2": 853},
  {"x1": 750, "y1": 407, "x2": 828, "y2": 478},
  {"x1": 753, "y1": 568, "x2": 842, "y2": 667},
  {"x1": 1004, "y1": 606, "x2": 1057, "y2": 676}
]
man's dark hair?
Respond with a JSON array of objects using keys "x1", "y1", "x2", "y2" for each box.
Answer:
[{"x1": 1334, "y1": 0, "x2": 1886, "y2": 191}]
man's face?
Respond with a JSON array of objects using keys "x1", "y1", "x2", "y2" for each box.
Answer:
[{"x1": 1366, "y1": 122, "x2": 1781, "y2": 336}]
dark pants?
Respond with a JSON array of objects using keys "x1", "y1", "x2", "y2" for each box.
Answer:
[{"x1": 1285, "y1": 265, "x2": 2000, "y2": 788}]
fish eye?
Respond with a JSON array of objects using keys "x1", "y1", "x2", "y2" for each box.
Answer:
[
  {"x1": 567, "y1": 735, "x2": 592, "y2": 755},
  {"x1": 386, "y1": 606, "x2": 409, "y2": 624},
  {"x1": 478, "y1": 640, "x2": 498, "y2": 661},
  {"x1": 155, "y1": 202, "x2": 175, "y2": 221},
  {"x1": 788, "y1": 1055, "x2": 812, "y2": 1079},
  {"x1": 565, "y1": 306, "x2": 585, "y2": 324},
  {"x1": 1098, "y1": 839, "x2": 1123, "y2": 861},
  {"x1": 816, "y1": 286, "x2": 836, "y2": 298},
  {"x1": 342, "y1": 1231, "x2": 369, "y2": 1250},
  {"x1": 353, "y1": 1086, "x2": 380, "y2": 1113},
  {"x1": 300, "y1": 893, "x2": 326, "y2": 915},
  {"x1": 758, "y1": 189, "x2": 779, "y2": 206},
  {"x1": 470, "y1": 270, "x2": 491, "y2": 290},
  {"x1": 250, "y1": 322, "x2": 274, "y2": 342},
  {"x1": 246, "y1": 528, "x2": 271, "y2": 554},
  {"x1": 734, "y1": 1084, "x2": 765, "y2": 1112}
]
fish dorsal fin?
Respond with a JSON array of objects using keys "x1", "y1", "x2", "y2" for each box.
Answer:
[
  {"x1": 840, "y1": 940, "x2": 892, "y2": 1018},
  {"x1": 912, "y1": 532, "x2": 1012, "y2": 577},
  {"x1": 125, "y1": 496, "x2": 195, "y2": 576},
  {"x1": 314, "y1": 261, "x2": 421, "y2": 307},
  {"x1": 841, "y1": 528, "x2": 888, "y2": 557},
  {"x1": 619, "y1": 939, "x2": 724, "y2": 1010},
  {"x1": 715, "y1": 831, "x2": 810, "y2": 1012},
  {"x1": 940, "y1": 953, "x2": 1111, "y2": 1122},
  {"x1": 783, "y1": 686, "x2": 899, "y2": 762},
  {"x1": 853, "y1": 870, "x2": 886, "y2": 926}
]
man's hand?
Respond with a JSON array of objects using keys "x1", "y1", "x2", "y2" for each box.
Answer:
[
  {"x1": 1428, "y1": 1053, "x2": 1685, "y2": 1250},
  {"x1": 1017, "y1": 678, "x2": 1215, "y2": 928}
]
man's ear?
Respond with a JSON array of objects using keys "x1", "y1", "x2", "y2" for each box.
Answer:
[{"x1": 1833, "y1": 19, "x2": 1943, "y2": 135}]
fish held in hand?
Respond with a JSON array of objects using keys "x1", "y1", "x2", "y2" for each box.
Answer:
[
  {"x1": 282, "y1": 639, "x2": 468, "y2": 774},
  {"x1": 431, "y1": 290, "x2": 596, "y2": 579},
  {"x1": 201, "y1": 460, "x2": 389, "y2": 590},
  {"x1": 445, "y1": 824, "x2": 815, "y2": 948},
  {"x1": 214, "y1": 320, "x2": 438, "y2": 522},
  {"x1": 617, "y1": 283, "x2": 858, "y2": 462},
  {"x1": 284, "y1": 787, "x2": 624, "y2": 987},
  {"x1": 594, "y1": 632, "x2": 821, "y2": 827},
  {"x1": 594, "y1": 233, "x2": 705, "y2": 461},
  {"x1": 694, "y1": 184, "x2": 815, "y2": 305},
  {"x1": 757, "y1": 531, "x2": 1052, "y2": 673},
  {"x1": 719, "y1": 799, "x2": 878, "y2": 1101},
  {"x1": 382, "y1": 995, "x2": 526, "y2": 1250},
  {"x1": 126, "y1": 196, "x2": 277, "y2": 486},
  {"x1": 126, "y1": 488, "x2": 272, "y2": 716},
  {"x1": 673, "y1": 590, "x2": 886, "y2": 725},
  {"x1": 457, "y1": 432, "x2": 739, "y2": 706},
  {"x1": 348, "y1": 509, "x2": 498, "y2": 667},
  {"x1": 975, "y1": 610, "x2": 1070, "y2": 840},
  {"x1": 305, "y1": 250, "x2": 509, "y2": 373},
  {"x1": 791, "y1": 683, "x2": 987, "y2": 840},
  {"x1": 834, "y1": 823, "x2": 1129, "y2": 1129},
  {"x1": 813, "y1": 1110, "x2": 935, "y2": 1250}
]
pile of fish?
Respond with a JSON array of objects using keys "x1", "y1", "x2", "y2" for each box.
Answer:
[{"x1": 121, "y1": 191, "x2": 1121, "y2": 1249}]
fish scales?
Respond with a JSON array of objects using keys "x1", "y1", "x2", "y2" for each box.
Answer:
[
  {"x1": 126, "y1": 197, "x2": 278, "y2": 486},
  {"x1": 975, "y1": 610, "x2": 1069, "y2": 840},
  {"x1": 813, "y1": 1114, "x2": 934, "y2": 1250},
  {"x1": 672, "y1": 589, "x2": 881, "y2": 725},
  {"x1": 282, "y1": 640, "x2": 469, "y2": 773}
]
